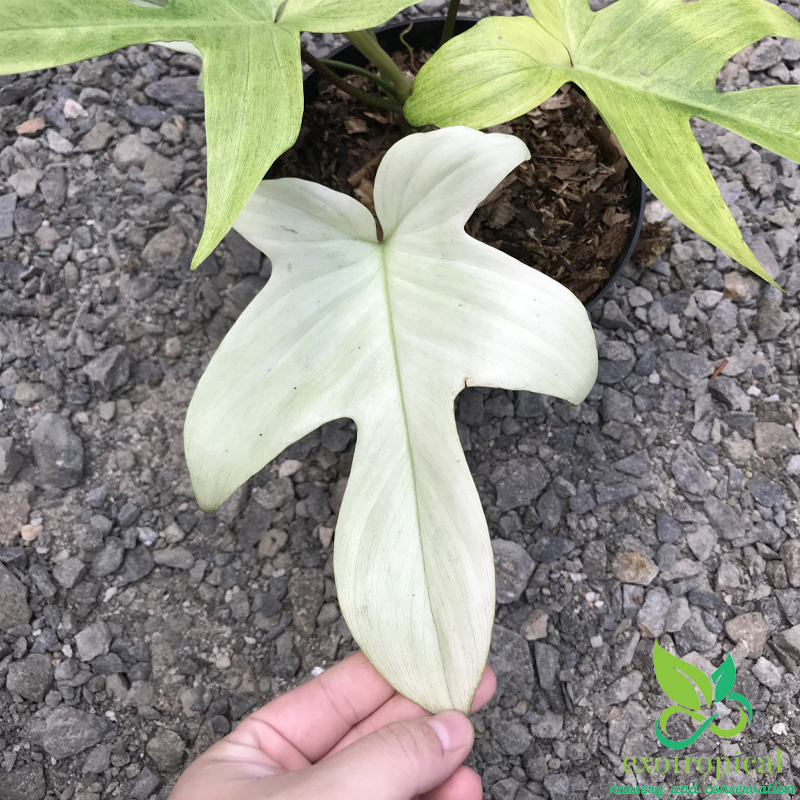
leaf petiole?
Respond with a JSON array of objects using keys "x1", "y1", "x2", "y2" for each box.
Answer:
[
  {"x1": 300, "y1": 48, "x2": 405, "y2": 115},
  {"x1": 344, "y1": 29, "x2": 413, "y2": 102},
  {"x1": 319, "y1": 58, "x2": 401, "y2": 99},
  {"x1": 439, "y1": 0, "x2": 461, "y2": 47}
]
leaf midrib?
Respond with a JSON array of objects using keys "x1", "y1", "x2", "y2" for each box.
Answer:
[
  {"x1": 570, "y1": 62, "x2": 738, "y2": 123},
  {"x1": 378, "y1": 243, "x2": 451, "y2": 701}
]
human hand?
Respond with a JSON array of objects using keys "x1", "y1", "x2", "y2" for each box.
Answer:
[{"x1": 169, "y1": 651, "x2": 496, "y2": 800}]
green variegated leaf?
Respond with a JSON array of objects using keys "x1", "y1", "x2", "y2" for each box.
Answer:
[
  {"x1": 184, "y1": 128, "x2": 598, "y2": 713},
  {"x1": 405, "y1": 0, "x2": 800, "y2": 286},
  {"x1": 0, "y1": 0, "x2": 416, "y2": 267}
]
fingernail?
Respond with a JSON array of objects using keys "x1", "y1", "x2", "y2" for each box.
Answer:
[{"x1": 427, "y1": 711, "x2": 474, "y2": 753}]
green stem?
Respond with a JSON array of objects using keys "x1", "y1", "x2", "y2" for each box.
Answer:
[
  {"x1": 300, "y1": 48, "x2": 404, "y2": 115},
  {"x1": 344, "y1": 30, "x2": 413, "y2": 102},
  {"x1": 440, "y1": 0, "x2": 461, "y2": 46},
  {"x1": 319, "y1": 59, "x2": 400, "y2": 99}
]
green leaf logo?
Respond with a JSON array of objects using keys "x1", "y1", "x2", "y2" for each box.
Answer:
[
  {"x1": 711, "y1": 653, "x2": 736, "y2": 702},
  {"x1": 653, "y1": 642, "x2": 751, "y2": 749},
  {"x1": 653, "y1": 641, "x2": 713, "y2": 710}
]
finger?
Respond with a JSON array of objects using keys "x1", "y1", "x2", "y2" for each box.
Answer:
[
  {"x1": 325, "y1": 665, "x2": 496, "y2": 756},
  {"x1": 231, "y1": 651, "x2": 397, "y2": 764},
  {"x1": 302, "y1": 710, "x2": 475, "y2": 800},
  {"x1": 421, "y1": 765, "x2": 483, "y2": 800}
]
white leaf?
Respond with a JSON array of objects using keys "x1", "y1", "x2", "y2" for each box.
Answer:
[{"x1": 185, "y1": 127, "x2": 598, "y2": 713}]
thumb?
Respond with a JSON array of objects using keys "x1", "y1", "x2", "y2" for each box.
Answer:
[{"x1": 305, "y1": 710, "x2": 475, "y2": 800}]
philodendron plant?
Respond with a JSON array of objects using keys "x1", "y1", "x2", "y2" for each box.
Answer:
[
  {"x1": 2, "y1": 0, "x2": 797, "y2": 715},
  {"x1": 185, "y1": 127, "x2": 598, "y2": 713},
  {"x1": 406, "y1": 0, "x2": 800, "y2": 287}
]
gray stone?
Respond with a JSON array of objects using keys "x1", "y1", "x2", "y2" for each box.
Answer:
[
  {"x1": 491, "y1": 458, "x2": 549, "y2": 512},
  {"x1": 0, "y1": 562, "x2": 30, "y2": 630},
  {"x1": 113, "y1": 134, "x2": 152, "y2": 168},
  {"x1": 141, "y1": 151, "x2": 184, "y2": 190},
  {"x1": 528, "y1": 710, "x2": 564, "y2": 739},
  {"x1": 82, "y1": 744, "x2": 112, "y2": 775},
  {"x1": 528, "y1": 534, "x2": 574, "y2": 563},
  {"x1": 657, "y1": 352, "x2": 712, "y2": 389},
  {"x1": 44, "y1": 129, "x2": 75, "y2": 154},
  {"x1": 40, "y1": 169, "x2": 67, "y2": 208},
  {"x1": 747, "y1": 476, "x2": 784, "y2": 508},
  {"x1": 709, "y1": 377, "x2": 750, "y2": 411},
  {"x1": 613, "y1": 451, "x2": 651, "y2": 477},
  {"x1": 84, "y1": 345, "x2": 130, "y2": 394},
  {"x1": 6, "y1": 654, "x2": 54, "y2": 702},
  {"x1": 31, "y1": 413, "x2": 84, "y2": 488},
  {"x1": 724, "y1": 612, "x2": 768, "y2": 657},
  {"x1": 709, "y1": 300, "x2": 738, "y2": 334},
  {"x1": 687, "y1": 525, "x2": 716, "y2": 562},
  {"x1": 8, "y1": 167, "x2": 43, "y2": 197},
  {"x1": 606, "y1": 670, "x2": 643, "y2": 704},
  {"x1": 80, "y1": 121, "x2": 116, "y2": 152},
  {"x1": 0, "y1": 764, "x2": 46, "y2": 800},
  {"x1": 153, "y1": 546, "x2": 195, "y2": 570},
  {"x1": 492, "y1": 719, "x2": 532, "y2": 755},
  {"x1": 755, "y1": 301, "x2": 789, "y2": 341},
  {"x1": 535, "y1": 489, "x2": 563, "y2": 530},
  {"x1": 120, "y1": 544, "x2": 155, "y2": 584},
  {"x1": 656, "y1": 510, "x2": 682, "y2": 544},
  {"x1": 776, "y1": 589, "x2": 800, "y2": 625},
  {"x1": 142, "y1": 225, "x2": 187, "y2": 268},
  {"x1": 0, "y1": 436, "x2": 23, "y2": 483},
  {"x1": 145, "y1": 76, "x2": 204, "y2": 112},
  {"x1": 126, "y1": 680, "x2": 155, "y2": 707},
  {"x1": 288, "y1": 569, "x2": 324, "y2": 635},
  {"x1": 637, "y1": 588, "x2": 670, "y2": 638},
  {"x1": 0, "y1": 76, "x2": 36, "y2": 105},
  {"x1": 674, "y1": 608, "x2": 718, "y2": 654},
  {"x1": 491, "y1": 777, "x2": 522, "y2": 800},
  {"x1": 543, "y1": 774, "x2": 570, "y2": 800},
  {"x1": 602, "y1": 387, "x2": 634, "y2": 423},
  {"x1": 755, "y1": 422, "x2": 800, "y2": 458},
  {"x1": 41, "y1": 707, "x2": 114, "y2": 759},
  {"x1": 520, "y1": 608, "x2": 548, "y2": 641},
  {"x1": 717, "y1": 131, "x2": 752, "y2": 163},
  {"x1": 123, "y1": 102, "x2": 166, "y2": 128},
  {"x1": 665, "y1": 597, "x2": 691, "y2": 633},
  {"x1": 596, "y1": 483, "x2": 638, "y2": 505},
  {"x1": 704, "y1": 496, "x2": 745, "y2": 540},
  {"x1": 252, "y1": 477, "x2": 294, "y2": 510},
  {"x1": 90, "y1": 537, "x2": 125, "y2": 578},
  {"x1": 0, "y1": 192, "x2": 17, "y2": 238},
  {"x1": 670, "y1": 447, "x2": 709, "y2": 496},
  {"x1": 775, "y1": 624, "x2": 800, "y2": 660},
  {"x1": 131, "y1": 767, "x2": 162, "y2": 800},
  {"x1": 752, "y1": 657, "x2": 783, "y2": 691},
  {"x1": 53, "y1": 556, "x2": 87, "y2": 589},
  {"x1": 533, "y1": 641, "x2": 559, "y2": 690},
  {"x1": 224, "y1": 229, "x2": 262, "y2": 274},
  {"x1": 599, "y1": 299, "x2": 634, "y2": 330},
  {"x1": 781, "y1": 541, "x2": 800, "y2": 588},
  {"x1": 748, "y1": 38, "x2": 783, "y2": 71},
  {"x1": 489, "y1": 625, "x2": 534, "y2": 702},
  {"x1": 492, "y1": 539, "x2": 535, "y2": 603},
  {"x1": 611, "y1": 551, "x2": 659, "y2": 586},
  {"x1": 75, "y1": 621, "x2": 111, "y2": 662}
]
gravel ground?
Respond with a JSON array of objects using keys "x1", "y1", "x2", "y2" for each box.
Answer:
[{"x1": 2, "y1": 2, "x2": 800, "y2": 799}]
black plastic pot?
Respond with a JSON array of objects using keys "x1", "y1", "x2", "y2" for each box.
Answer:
[{"x1": 292, "y1": 17, "x2": 646, "y2": 308}]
